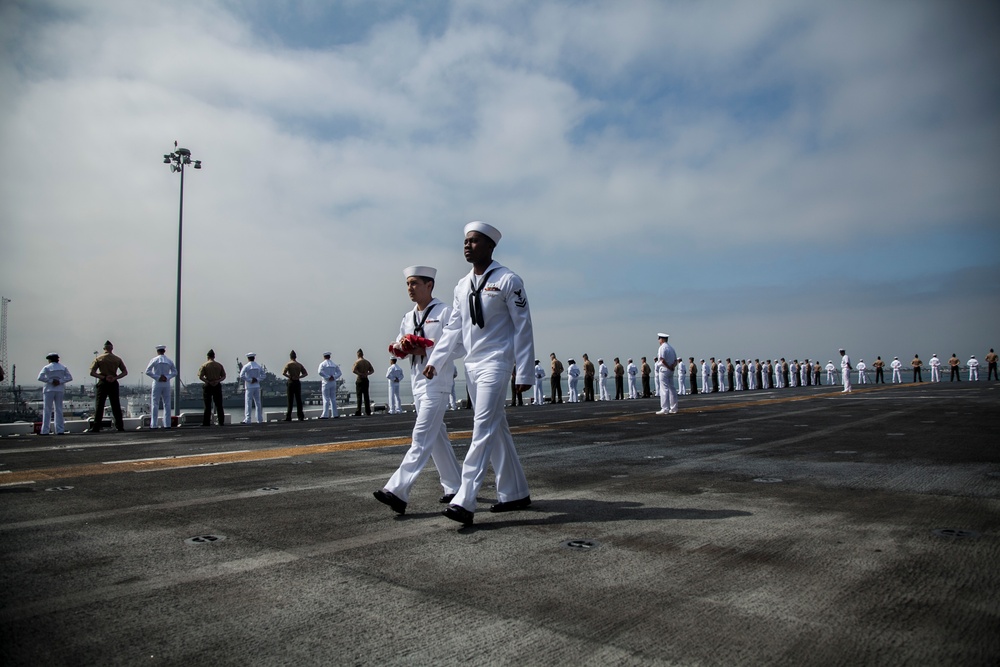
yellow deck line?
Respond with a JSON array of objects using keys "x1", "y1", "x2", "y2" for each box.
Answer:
[{"x1": 0, "y1": 384, "x2": 903, "y2": 485}]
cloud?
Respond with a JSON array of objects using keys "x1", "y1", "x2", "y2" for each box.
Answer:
[{"x1": 1, "y1": 0, "x2": 997, "y2": 390}]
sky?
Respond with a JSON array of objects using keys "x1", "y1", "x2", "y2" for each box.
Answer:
[{"x1": 1, "y1": 0, "x2": 998, "y2": 393}]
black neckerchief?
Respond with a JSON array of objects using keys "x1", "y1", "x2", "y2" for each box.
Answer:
[
  {"x1": 412, "y1": 302, "x2": 438, "y2": 338},
  {"x1": 469, "y1": 268, "x2": 498, "y2": 329}
]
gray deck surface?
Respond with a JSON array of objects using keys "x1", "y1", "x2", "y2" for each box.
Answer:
[{"x1": 2, "y1": 381, "x2": 998, "y2": 665}]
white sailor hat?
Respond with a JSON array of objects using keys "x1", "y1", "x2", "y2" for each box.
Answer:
[
  {"x1": 155, "y1": 344, "x2": 166, "y2": 351},
  {"x1": 403, "y1": 265, "x2": 436, "y2": 280},
  {"x1": 246, "y1": 352, "x2": 256, "y2": 358},
  {"x1": 657, "y1": 332, "x2": 669, "y2": 338},
  {"x1": 464, "y1": 220, "x2": 501, "y2": 245},
  {"x1": 323, "y1": 352, "x2": 331, "y2": 357}
]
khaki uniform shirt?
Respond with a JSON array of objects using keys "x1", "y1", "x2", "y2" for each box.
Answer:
[
  {"x1": 583, "y1": 360, "x2": 595, "y2": 378},
  {"x1": 90, "y1": 352, "x2": 127, "y2": 381},
  {"x1": 199, "y1": 360, "x2": 227, "y2": 385},
  {"x1": 911, "y1": 357, "x2": 922, "y2": 369},
  {"x1": 551, "y1": 359, "x2": 564, "y2": 375},
  {"x1": 352, "y1": 358, "x2": 375, "y2": 379},
  {"x1": 283, "y1": 360, "x2": 307, "y2": 380}
]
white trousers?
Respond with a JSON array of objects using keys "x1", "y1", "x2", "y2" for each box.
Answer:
[
  {"x1": 244, "y1": 385, "x2": 263, "y2": 423},
  {"x1": 658, "y1": 370, "x2": 677, "y2": 413},
  {"x1": 452, "y1": 364, "x2": 530, "y2": 512},
  {"x1": 677, "y1": 373, "x2": 687, "y2": 395},
  {"x1": 388, "y1": 382, "x2": 402, "y2": 414},
  {"x1": 568, "y1": 378, "x2": 579, "y2": 402},
  {"x1": 892, "y1": 369, "x2": 901, "y2": 383},
  {"x1": 827, "y1": 371, "x2": 836, "y2": 384},
  {"x1": 970, "y1": 368, "x2": 978, "y2": 381},
  {"x1": 858, "y1": 371, "x2": 868, "y2": 384},
  {"x1": 534, "y1": 378, "x2": 544, "y2": 405},
  {"x1": 842, "y1": 368, "x2": 852, "y2": 392},
  {"x1": 321, "y1": 381, "x2": 339, "y2": 418},
  {"x1": 598, "y1": 378, "x2": 609, "y2": 401},
  {"x1": 150, "y1": 381, "x2": 171, "y2": 428},
  {"x1": 628, "y1": 376, "x2": 638, "y2": 398},
  {"x1": 385, "y1": 390, "x2": 461, "y2": 502},
  {"x1": 41, "y1": 390, "x2": 65, "y2": 434}
]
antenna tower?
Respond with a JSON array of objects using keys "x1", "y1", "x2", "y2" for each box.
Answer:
[{"x1": 0, "y1": 297, "x2": 9, "y2": 383}]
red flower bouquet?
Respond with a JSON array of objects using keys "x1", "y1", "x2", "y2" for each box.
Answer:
[{"x1": 389, "y1": 334, "x2": 435, "y2": 359}]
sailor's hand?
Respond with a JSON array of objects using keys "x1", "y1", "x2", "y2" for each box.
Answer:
[{"x1": 423, "y1": 365, "x2": 437, "y2": 380}]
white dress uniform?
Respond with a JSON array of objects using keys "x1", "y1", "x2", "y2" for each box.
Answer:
[
  {"x1": 239, "y1": 357, "x2": 265, "y2": 423},
  {"x1": 37, "y1": 358, "x2": 73, "y2": 435},
  {"x1": 675, "y1": 360, "x2": 687, "y2": 395},
  {"x1": 929, "y1": 355, "x2": 941, "y2": 382},
  {"x1": 857, "y1": 360, "x2": 868, "y2": 384},
  {"x1": 145, "y1": 350, "x2": 178, "y2": 428},
  {"x1": 426, "y1": 256, "x2": 534, "y2": 515},
  {"x1": 748, "y1": 363, "x2": 758, "y2": 391},
  {"x1": 841, "y1": 353, "x2": 852, "y2": 393},
  {"x1": 656, "y1": 338, "x2": 678, "y2": 414},
  {"x1": 734, "y1": 363, "x2": 744, "y2": 391},
  {"x1": 891, "y1": 357, "x2": 903, "y2": 383},
  {"x1": 318, "y1": 357, "x2": 342, "y2": 418},
  {"x1": 789, "y1": 361, "x2": 798, "y2": 387},
  {"x1": 968, "y1": 356, "x2": 979, "y2": 381},
  {"x1": 533, "y1": 362, "x2": 545, "y2": 405},
  {"x1": 385, "y1": 361, "x2": 404, "y2": 414},
  {"x1": 597, "y1": 362, "x2": 609, "y2": 400},
  {"x1": 701, "y1": 360, "x2": 710, "y2": 393},
  {"x1": 449, "y1": 367, "x2": 458, "y2": 409},
  {"x1": 383, "y1": 293, "x2": 462, "y2": 503},
  {"x1": 567, "y1": 362, "x2": 580, "y2": 402},
  {"x1": 627, "y1": 362, "x2": 639, "y2": 398},
  {"x1": 826, "y1": 362, "x2": 836, "y2": 384}
]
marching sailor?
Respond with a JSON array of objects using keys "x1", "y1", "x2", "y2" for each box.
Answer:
[
  {"x1": 318, "y1": 352, "x2": 342, "y2": 419},
  {"x1": 145, "y1": 344, "x2": 177, "y2": 428},
  {"x1": 37, "y1": 353, "x2": 73, "y2": 435},
  {"x1": 374, "y1": 265, "x2": 462, "y2": 515},
  {"x1": 239, "y1": 353, "x2": 265, "y2": 424},
  {"x1": 424, "y1": 222, "x2": 534, "y2": 526}
]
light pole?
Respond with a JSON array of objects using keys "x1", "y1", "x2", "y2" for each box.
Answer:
[{"x1": 163, "y1": 144, "x2": 202, "y2": 417}]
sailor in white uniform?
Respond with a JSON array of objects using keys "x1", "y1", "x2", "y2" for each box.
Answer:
[
  {"x1": 145, "y1": 345, "x2": 178, "y2": 428},
  {"x1": 567, "y1": 359, "x2": 580, "y2": 402},
  {"x1": 533, "y1": 360, "x2": 545, "y2": 405},
  {"x1": 929, "y1": 354, "x2": 941, "y2": 382},
  {"x1": 840, "y1": 349, "x2": 852, "y2": 393},
  {"x1": 857, "y1": 359, "x2": 868, "y2": 384},
  {"x1": 37, "y1": 353, "x2": 73, "y2": 435},
  {"x1": 825, "y1": 361, "x2": 836, "y2": 385},
  {"x1": 627, "y1": 359, "x2": 639, "y2": 399},
  {"x1": 448, "y1": 367, "x2": 458, "y2": 409},
  {"x1": 597, "y1": 359, "x2": 609, "y2": 400},
  {"x1": 374, "y1": 265, "x2": 463, "y2": 515},
  {"x1": 968, "y1": 355, "x2": 979, "y2": 381},
  {"x1": 699, "y1": 359, "x2": 709, "y2": 393},
  {"x1": 675, "y1": 359, "x2": 687, "y2": 395},
  {"x1": 239, "y1": 353, "x2": 265, "y2": 423},
  {"x1": 424, "y1": 222, "x2": 534, "y2": 526},
  {"x1": 891, "y1": 356, "x2": 903, "y2": 383},
  {"x1": 655, "y1": 333, "x2": 678, "y2": 414},
  {"x1": 385, "y1": 358, "x2": 404, "y2": 414},
  {"x1": 318, "y1": 353, "x2": 342, "y2": 418}
]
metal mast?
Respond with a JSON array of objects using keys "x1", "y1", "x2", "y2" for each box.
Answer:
[{"x1": 0, "y1": 297, "x2": 9, "y2": 384}]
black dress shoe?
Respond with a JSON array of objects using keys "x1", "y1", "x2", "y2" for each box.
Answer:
[
  {"x1": 373, "y1": 489, "x2": 407, "y2": 515},
  {"x1": 439, "y1": 493, "x2": 456, "y2": 504},
  {"x1": 443, "y1": 504, "x2": 474, "y2": 525},
  {"x1": 490, "y1": 496, "x2": 531, "y2": 513}
]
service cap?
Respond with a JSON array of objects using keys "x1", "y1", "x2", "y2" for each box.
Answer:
[
  {"x1": 323, "y1": 352, "x2": 331, "y2": 357},
  {"x1": 657, "y1": 332, "x2": 669, "y2": 339},
  {"x1": 46, "y1": 352, "x2": 59, "y2": 360},
  {"x1": 155, "y1": 344, "x2": 166, "y2": 351},
  {"x1": 247, "y1": 352, "x2": 256, "y2": 358},
  {"x1": 464, "y1": 220, "x2": 501, "y2": 245},
  {"x1": 403, "y1": 265, "x2": 436, "y2": 280}
]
